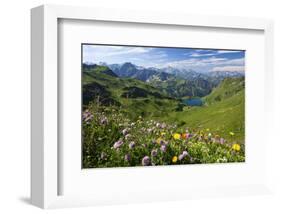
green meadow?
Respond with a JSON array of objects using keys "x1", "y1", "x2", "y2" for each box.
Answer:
[{"x1": 82, "y1": 64, "x2": 245, "y2": 168}]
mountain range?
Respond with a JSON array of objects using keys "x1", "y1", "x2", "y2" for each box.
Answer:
[
  {"x1": 93, "y1": 62, "x2": 244, "y2": 98},
  {"x1": 82, "y1": 63, "x2": 245, "y2": 141}
]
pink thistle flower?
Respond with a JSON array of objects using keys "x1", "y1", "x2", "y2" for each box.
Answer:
[
  {"x1": 129, "y1": 141, "x2": 135, "y2": 149},
  {"x1": 160, "y1": 145, "x2": 167, "y2": 152},
  {"x1": 142, "y1": 156, "x2": 150, "y2": 166},
  {"x1": 151, "y1": 149, "x2": 158, "y2": 157},
  {"x1": 124, "y1": 154, "x2": 131, "y2": 162},
  {"x1": 113, "y1": 140, "x2": 124, "y2": 149}
]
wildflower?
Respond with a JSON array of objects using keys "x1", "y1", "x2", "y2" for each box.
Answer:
[
  {"x1": 172, "y1": 156, "x2": 178, "y2": 163},
  {"x1": 173, "y1": 133, "x2": 181, "y2": 140},
  {"x1": 125, "y1": 134, "x2": 131, "y2": 140},
  {"x1": 122, "y1": 128, "x2": 129, "y2": 135},
  {"x1": 206, "y1": 128, "x2": 210, "y2": 132},
  {"x1": 160, "y1": 123, "x2": 166, "y2": 129},
  {"x1": 229, "y1": 132, "x2": 235, "y2": 136},
  {"x1": 100, "y1": 152, "x2": 107, "y2": 160},
  {"x1": 138, "y1": 115, "x2": 142, "y2": 119},
  {"x1": 129, "y1": 141, "x2": 135, "y2": 149},
  {"x1": 220, "y1": 138, "x2": 225, "y2": 144},
  {"x1": 208, "y1": 133, "x2": 212, "y2": 138},
  {"x1": 178, "y1": 150, "x2": 189, "y2": 161},
  {"x1": 142, "y1": 156, "x2": 150, "y2": 166},
  {"x1": 100, "y1": 116, "x2": 108, "y2": 125},
  {"x1": 156, "y1": 123, "x2": 161, "y2": 128},
  {"x1": 160, "y1": 145, "x2": 167, "y2": 152},
  {"x1": 124, "y1": 154, "x2": 131, "y2": 162},
  {"x1": 182, "y1": 133, "x2": 190, "y2": 139},
  {"x1": 156, "y1": 137, "x2": 163, "y2": 144},
  {"x1": 232, "y1": 143, "x2": 241, "y2": 151},
  {"x1": 178, "y1": 154, "x2": 185, "y2": 161},
  {"x1": 151, "y1": 149, "x2": 158, "y2": 157},
  {"x1": 113, "y1": 140, "x2": 124, "y2": 149},
  {"x1": 161, "y1": 132, "x2": 166, "y2": 136},
  {"x1": 82, "y1": 110, "x2": 93, "y2": 123}
]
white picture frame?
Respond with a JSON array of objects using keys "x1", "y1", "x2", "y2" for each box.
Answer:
[{"x1": 31, "y1": 4, "x2": 274, "y2": 209}]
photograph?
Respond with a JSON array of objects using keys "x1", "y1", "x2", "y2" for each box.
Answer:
[{"x1": 82, "y1": 44, "x2": 245, "y2": 168}]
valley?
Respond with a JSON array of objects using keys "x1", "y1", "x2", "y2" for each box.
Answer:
[{"x1": 83, "y1": 63, "x2": 245, "y2": 143}]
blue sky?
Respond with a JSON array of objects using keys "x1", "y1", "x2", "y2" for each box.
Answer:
[{"x1": 82, "y1": 44, "x2": 245, "y2": 73}]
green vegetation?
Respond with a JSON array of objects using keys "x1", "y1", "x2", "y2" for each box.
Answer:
[
  {"x1": 82, "y1": 65, "x2": 245, "y2": 168},
  {"x1": 167, "y1": 78, "x2": 245, "y2": 142}
]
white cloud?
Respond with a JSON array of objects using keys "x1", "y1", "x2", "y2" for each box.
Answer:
[
  {"x1": 189, "y1": 53, "x2": 218, "y2": 57},
  {"x1": 212, "y1": 66, "x2": 244, "y2": 72},
  {"x1": 155, "y1": 56, "x2": 245, "y2": 73},
  {"x1": 217, "y1": 50, "x2": 243, "y2": 54},
  {"x1": 106, "y1": 47, "x2": 152, "y2": 56}
]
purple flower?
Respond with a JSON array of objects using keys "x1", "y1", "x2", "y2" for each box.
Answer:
[
  {"x1": 151, "y1": 149, "x2": 158, "y2": 157},
  {"x1": 178, "y1": 151, "x2": 189, "y2": 161},
  {"x1": 122, "y1": 128, "x2": 129, "y2": 135},
  {"x1": 178, "y1": 154, "x2": 185, "y2": 161},
  {"x1": 113, "y1": 140, "x2": 124, "y2": 149},
  {"x1": 125, "y1": 134, "x2": 131, "y2": 140},
  {"x1": 160, "y1": 145, "x2": 167, "y2": 152},
  {"x1": 142, "y1": 156, "x2": 150, "y2": 166},
  {"x1": 100, "y1": 116, "x2": 108, "y2": 125},
  {"x1": 83, "y1": 110, "x2": 93, "y2": 123},
  {"x1": 220, "y1": 138, "x2": 225, "y2": 144},
  {"x1": 129, "y1": 141, "x2": 135, "y2": 149},
  {"x1": 160, "y1": 123, "x2": 166, "y2": 129},
  {"x1": 125, "y1": 154, "x2": 131, "y2": 162}
]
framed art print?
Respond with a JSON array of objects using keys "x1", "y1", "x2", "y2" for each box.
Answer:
[
  {"x1": 81, "y1": 44, "x2": 245, "y2": 169},
  {"x1": 31, "y1": 5, "x2": 274, "y2": 209}
]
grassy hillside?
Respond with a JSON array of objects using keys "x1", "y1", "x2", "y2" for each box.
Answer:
[
  {"x1": 83, "y1": 65, "x2": 181, "y2": 120},
  {"x1": 82, "y1": 66, "x2": 245, "y2": 168},
  {"x1": 203, "y1": 77, "x2": 245, "y2": 104},
  {"x1": 165, "y1": 78, "x2": 245, "y2": 142}
]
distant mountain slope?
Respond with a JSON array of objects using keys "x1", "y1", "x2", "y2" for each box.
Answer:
[
  {"x1": 83, "y1": 64, "x2": 118, "y2": 77},
  {"x1": 203, "y1": 77, "x2": 245, "y2": 104},
  {"x1": 167, "y1": 77, "x2": 245, "y2": 142},
  {"x1": 82, "y1": 64, "x2": 181, "y2": 119},
  {"x1": 107, "y1": 62, "x2": 215, "y2": 98}
]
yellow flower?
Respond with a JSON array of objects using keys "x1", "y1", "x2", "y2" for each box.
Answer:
[
  {"x1": 173, "y1": 133, "x2": 181, "y2": 140},
  {"x1": 172, "y1": 156, "x2": 178, "y2": 163},
  {"x1": 229, "y1": 132, "x2": 235, "y2": 136},
  {"x1": 232, "y1": 143, "x2": 241, "y2": 151},
  {"x1": 161, "y1": 132, "x2": 166, "y2": 136},
  {"x1": 206, "y1": 128, "x2": 210, "y2": 132}
]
